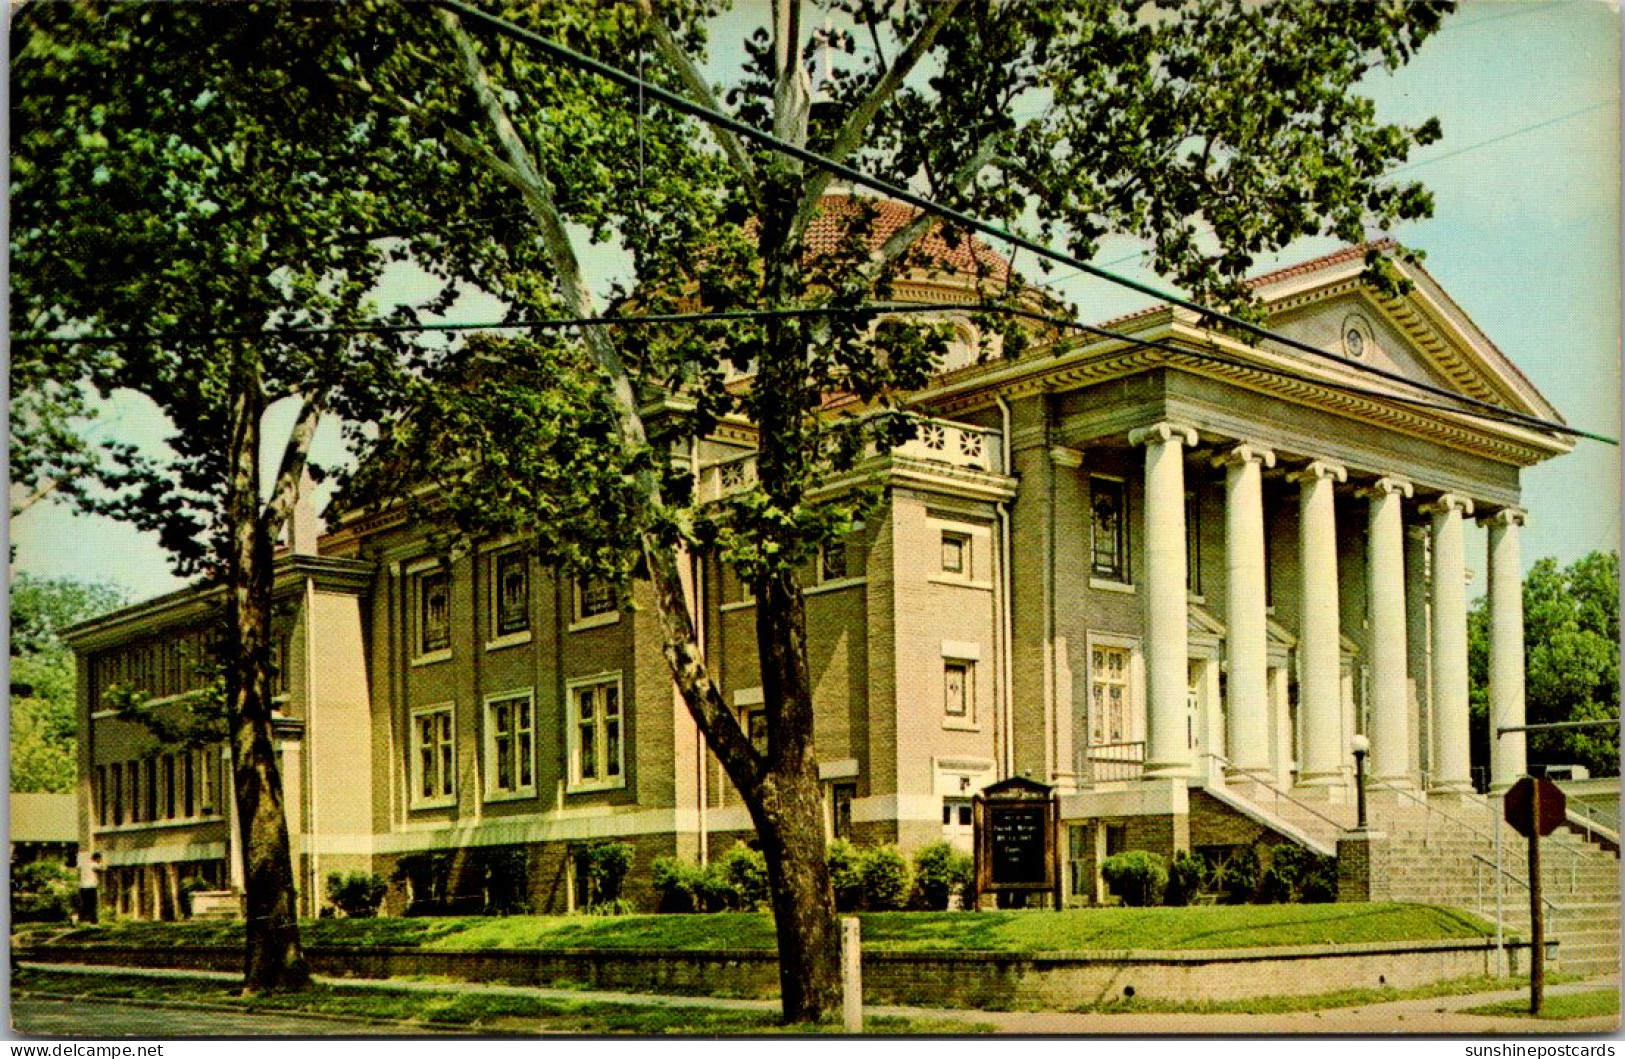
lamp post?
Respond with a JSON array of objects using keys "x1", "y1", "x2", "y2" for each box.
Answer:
[{"x1": 1350, "y1": 734, "x2": 1370, "y2": 831}]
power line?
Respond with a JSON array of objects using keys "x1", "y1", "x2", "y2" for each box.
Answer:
[
  {"x1": 16, "y1": 299, "x2": 1606, "y2": 443},
  {"x1": 431, "y1": 0, "x2": 1604, "y2": 447}
]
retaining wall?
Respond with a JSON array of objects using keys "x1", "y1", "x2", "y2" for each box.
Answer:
[{"x1": 18, "y1": 936, "x2": 1528, "y2": 1007}]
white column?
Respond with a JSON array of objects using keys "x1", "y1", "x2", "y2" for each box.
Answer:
[
  {"x1": 1362, "y1": 476, "x2": 1414, "y2": 789},
  {"x1": 1130, "y1": 421, "x2": 1198, "y2": 779},
  {"x1": 1215, "y1": 443, "x2": 1275, "y2": 777},
  {"x1": 1290, "y1": 460, "x2": 1347, "y2": 787},
  {"x1": 1424, "y1": 493, "x2": 1475, "y2": 793},
  {"x1": 1484, "y1": 506, "x2": 1527, "y2": 794}
]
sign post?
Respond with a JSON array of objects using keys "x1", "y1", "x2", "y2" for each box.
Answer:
[
  {"x1": 973, "y1": 777, "x2": 1061, "y2": 910},
  {"x1": 1504, "y1": 775, "x2": 1566, "y2": 1016}
]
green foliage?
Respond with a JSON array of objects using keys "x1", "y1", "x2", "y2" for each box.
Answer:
[
  {"x1": 650, "y1": 856, "x2": 705, "y2": 914},
  {"x1": 1100, "y1": 851, "x2": 1168, "y2": 907},
  {"x1": 576, "y1": 842, "x2": 635, "y2": 909},
  {"x1": 714, "y1": 843, "x2": 770, "y2": 911},
  {"x1": 827, "y1": 840, "x2": 866, "y2": 913},
  {"x1": 1470, "y1": 551, "x2": 1619, "y2": 778},
  {"x1": 1209, "y1": 845, "x2": 1263, "y2": 905},
  {"x1": 9, "y1": 575, "x2": 125, "y2": 794},
  {"x1": 394, "y1": 852, "x2": 455, "y2": 914},
  {"x1": 474, "y1": 846, "x2": 532, "y2": 916},
  {"x1": 910, "y1": 842, "x2": 974, "y2": 911},
  {"x1": 1164, "y1": 852, "x2": 1207, "y2": 908},
  {"x1": 325, "y1": 872, "x2": 388, "y2": 918},
  {"x1": 858, "y1": 845, "x2": 914, "y2": 912},
  {"x1": 1260, "y1": 844, "x2": 1338, "y2": 904},
  {"x1": 12, "y1": 860, "x2": 78, "y2": 924},
  {"x1": 650, "y1": 844, "x2": 765, "y2": 913}
]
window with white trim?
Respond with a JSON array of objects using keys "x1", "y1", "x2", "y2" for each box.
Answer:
[
  {"x1": 416, "y1": 569, "x2": 452, "y2": 659},
  {"x1": 1091, "y1": 645, "x2": 1131, "y2": 744},
  {"x1": 492, "y1": 549, "x2": 531, "y2": 639},
  {"x1": 575, "y1": 578, "x2": 616, "y2": 622},
  {"x1": 568, "y1": 675, "x2": 625, "y2": 790},
  {"x1": 485, "y1": 691, "x2": 535, "y2": 798},
  {"x1": 410, "y1": 704, "x2": 456, "y2": 806},
  {"x1": 941, "y1": 532, "x2": 970, "y2": 577},
  {"x1": 1090, "y1": 476, "x2": 1129, "y2": 582},
  {"x1": 944, "y1": 660, "x2": 973, "y2": 720}
]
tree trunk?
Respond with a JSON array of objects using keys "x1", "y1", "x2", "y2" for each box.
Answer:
[
  {"x1": 750, "y1": 569, "x2": 842, "y2": 1021},
  {"x1": 225, "y1": 382, "x2": 310, "y2": 993}
]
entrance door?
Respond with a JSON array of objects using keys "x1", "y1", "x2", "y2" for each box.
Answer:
[
  {"x1": 1186, "y1": 659, "x2": 1204, "y2": 756},
  {"x1": 942, "y1": 797, "x2": 974, "y2": 852}
]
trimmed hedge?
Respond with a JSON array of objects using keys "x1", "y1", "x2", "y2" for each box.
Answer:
[
  {"x1": 910, "y1": 842, "x2": 973, "y2": 911},
  {"x1": 1101, "y1": 851, "x2": 1167, "y2": 907}
]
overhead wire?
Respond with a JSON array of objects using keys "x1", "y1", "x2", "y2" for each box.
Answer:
[
  {"x1": 14, "y1": 299, "x2": 1602, "y2": 443},
  {"x1": 427, "y1": 0, "x2": 1612, "y2": 446}
]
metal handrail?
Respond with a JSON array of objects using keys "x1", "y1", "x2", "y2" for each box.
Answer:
[
  {"x1": 1388, "y1": 783, "x2": 1585, "y2": 892},
  {"x1": 1565, "y1": 793, "x2": 1621, "y2": 835},
  {"x1": 1470, "y1": 851, "x2": 1558, "y2": 914},
  {"x1": 1205, "y1": 752, "x2": 1348, "y2": 835}
]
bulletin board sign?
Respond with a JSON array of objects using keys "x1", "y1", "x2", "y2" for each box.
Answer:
[{"x1": 973, "y1": 776, "x2": 1061, "y2": 908}]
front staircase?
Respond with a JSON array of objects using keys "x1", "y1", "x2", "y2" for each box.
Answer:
[{"x1": 1219, "y1": 782, "x2": 1621, "y2": 977}]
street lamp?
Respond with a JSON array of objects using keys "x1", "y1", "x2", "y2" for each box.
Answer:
[{"x1": 1350, "y1": 734, "x2": 1370, "y2": 831}]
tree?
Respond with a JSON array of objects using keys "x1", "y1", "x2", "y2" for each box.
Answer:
[
  {"x1": 337, "y1": 0, "x2": 1450, "y2": 1022},
  {"x1": 9, "y1": 575, "x2": 126, "y2": 794},
  {"x1": 9, "y1": 4, "x2": 465, "y2": 991},
  {"x1": 1470, "y1": 551, "x2": 1619, "y2": 778}
]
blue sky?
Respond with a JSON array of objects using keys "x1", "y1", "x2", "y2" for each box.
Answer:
[{"x1": 9, "y1": 0, "x2": 1619, "y2": 603}]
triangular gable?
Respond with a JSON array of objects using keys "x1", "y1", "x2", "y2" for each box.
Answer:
[
  {"x1": 1249, "y1": 243, "x2": 1564, "y2": 425},
  {"x1": 1188, "y1": 603, "x2": 1226, "y2": 644}
]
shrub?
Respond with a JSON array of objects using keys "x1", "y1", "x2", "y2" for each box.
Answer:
[
  {"x1": 393, "y1": 851, "x2": 453, "y2": 914},
  {"x1": 1210, "y1": 845, "x2": 1261, "y2": 905},
  {"x1": 858, "y1": 844, "x2": 913, "y2": 911},
  {"x1": 575, "y1": 842, "x2": 634, "y2": 907},
  {"x1": 11, "y1": 860, "x2": 75, "y2": 923},
  {"x1": 1261, "y1": 843, "x2": 1339, "y2": 904},
  {"x1": 1100, "y1": 851, "x2": 1167, "y2": 907},
  {"x1": 325, "y1": 871, "x2": 388, "y2": 918},
  {"x1": 911, "y1": 842, "x2": 974, "y2": 911},
  {"x1": 475, "y1": 846, "x2": 530, "y2": 915},
  {"x1": 1164, "y1": 851, "x2": 1206, "y2": 907},
  {"x1": 827, "y1": 839, "x2": 864, "y2": 913},
  {"x1": 651, "y1": 856, "x2": 703, "y2": 913},
  {"x1": 715, "y1": 843, "x2": 769, "y2": 910}
]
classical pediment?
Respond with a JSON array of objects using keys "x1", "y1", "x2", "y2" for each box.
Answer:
[{"x1": 1251, "y1": 244, "x2": 1564, "y2": 426}]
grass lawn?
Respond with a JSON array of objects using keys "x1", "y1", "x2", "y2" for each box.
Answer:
[
  {"x1": 1463, "y1": 990, "x2": 1620, "y2": 1021},
  {"x1": 12, "y1": 968, "x2": 987, "y2": 1035},
  {"x1": 1090, "y1": 975, "x2": 1578, "y2": 1016},
  {"x1": 17, "y1": 903, "x2": 1491, "y2": 954}
]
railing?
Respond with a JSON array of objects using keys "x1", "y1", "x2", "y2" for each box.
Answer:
[
  {"x1": 1204, "y1": 752, "x2": 1349, "y2": 837},
  {"x1": 893, "y1": 419, "x2": 1003, "y2": 473},
  {"x1": 1565, "y1": 793, "x2": 1620, "y2": 835},
  {"x1": 1387, "y1": 783, "x2": 1584, "y2": 894},
  {"x1": 695, "y1": 418, "x2": 1004, "y2": 503},
  {"x1": 1077, "y1": 741, "x2": 1146, "y2": 784}
]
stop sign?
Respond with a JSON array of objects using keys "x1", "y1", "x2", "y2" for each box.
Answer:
[{"x1": 1505, "y1": 776, "x2": 1567, "y2": 838}]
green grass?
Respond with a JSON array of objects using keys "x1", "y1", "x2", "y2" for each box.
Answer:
[
  {"x1": 11, "y1": 968, "x2": 987, "y2": 1035},
  {"x1": 1083, "y1": 974, "x2": 1580, "y2": 1016},
  {"x1": 19, "y1": 903, "x2": 1492, "y2": 955},
  {"x1": 1463, "y1": 989, "x2": 1620, "y2": 1021}
]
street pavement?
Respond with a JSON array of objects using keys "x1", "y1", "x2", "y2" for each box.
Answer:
[
  {"x1": 13, "y1": 961, "x2": 1621, "y2": 1036},
  {"x1": 11, "y1": 996, "x2": 464, "y2": 1037}
]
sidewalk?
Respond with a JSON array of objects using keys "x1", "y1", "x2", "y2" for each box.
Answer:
[{"x1": 19, "y1": 961, "x2": 1620, "y2": 1035}]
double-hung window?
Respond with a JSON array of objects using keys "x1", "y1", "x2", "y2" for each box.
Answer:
[
  {"x1": 485, "y1": 690, "x2": 535, "y2": 799},
  {"x1": 410, "y1": 703, "x2": 456, "y2": 807},
  {"x1": 568, "y1": 675, "x2": 625, "y2": 791},
  {"x1": 1091, "y1": 645, "x2": 1132, "y2": 744}
]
